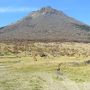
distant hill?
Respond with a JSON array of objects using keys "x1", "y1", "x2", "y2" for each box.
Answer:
[{"x1": 0, "y1": 6, "x2": 90, "y2": 42}]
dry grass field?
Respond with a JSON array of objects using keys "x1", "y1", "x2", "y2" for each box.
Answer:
[{"x1": 0, "y1": 42, "x2": 90, "y2": 90}]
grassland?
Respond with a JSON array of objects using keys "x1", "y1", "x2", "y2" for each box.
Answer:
[{"x1": 0, "y1": 42, "x2": 90, "y2": 90}]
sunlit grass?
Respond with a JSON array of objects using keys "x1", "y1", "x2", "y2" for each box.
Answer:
[{"x1": 0, "y1": 42, "x2": 90, "y2": 89}]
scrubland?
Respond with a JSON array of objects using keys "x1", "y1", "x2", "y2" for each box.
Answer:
[{"x1": 0, "y1": 42, "x2": 90, "y2": 90}]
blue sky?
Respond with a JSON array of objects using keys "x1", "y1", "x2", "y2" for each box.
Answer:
[{"x1": 0, "y1": 0, "x2": 90, "y2": 27}]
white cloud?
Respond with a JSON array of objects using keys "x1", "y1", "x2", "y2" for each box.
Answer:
[{"x1": 0, "y1": 7, "x2": 36, "y2": 13}]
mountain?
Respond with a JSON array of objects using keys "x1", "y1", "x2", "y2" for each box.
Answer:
[{"x1": 0, "y1": 6, "x2": 90, "y2": 42}]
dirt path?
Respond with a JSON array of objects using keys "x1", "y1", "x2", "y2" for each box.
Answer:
[
  {"x1": 33, "y1": 72, "x2": 90, "y2": 90},
  {"x1": 61, "y1": 74, "x2": 79, "y2": 90},
  {"x1": 31, "y1": 72, "x2": 80, "y2": 90}
]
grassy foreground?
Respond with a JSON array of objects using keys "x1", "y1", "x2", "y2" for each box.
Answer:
[
  {"x1": 0, "y1": 42, "x2": 90, "y2": 90},
  {"x1": 0, "y1": 56, "x2": 90, "y2": 90}
]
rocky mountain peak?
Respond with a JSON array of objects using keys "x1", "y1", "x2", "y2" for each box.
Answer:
[
  {"x1": 39, "y1": 6, "x2": 58, "y2": 14},
  {"x1": 39, "y1": 6, "x2": 63, "y2": 15},
  {"x1": 30, "y1": 6, "x2": 64, "y2": 18}
]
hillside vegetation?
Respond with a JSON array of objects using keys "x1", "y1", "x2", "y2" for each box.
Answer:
[{"x1": 0, "y1": 42, "x2": 90, "y2": 58}]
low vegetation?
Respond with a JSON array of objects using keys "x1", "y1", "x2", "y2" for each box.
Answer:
[
  {"x1": 0, "y1": 42, "x2": 90, "y2": 90},
  {"x1": 0, "y1": 42, "x2": 90, "y2": 58},
  {"x1": 74, "y1": 24, "x2": 90, "y2": 32}
]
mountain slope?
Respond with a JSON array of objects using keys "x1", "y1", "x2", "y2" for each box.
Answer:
[{"x1": 0, "y1": 6, "x2": 90, "y2": 42}]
